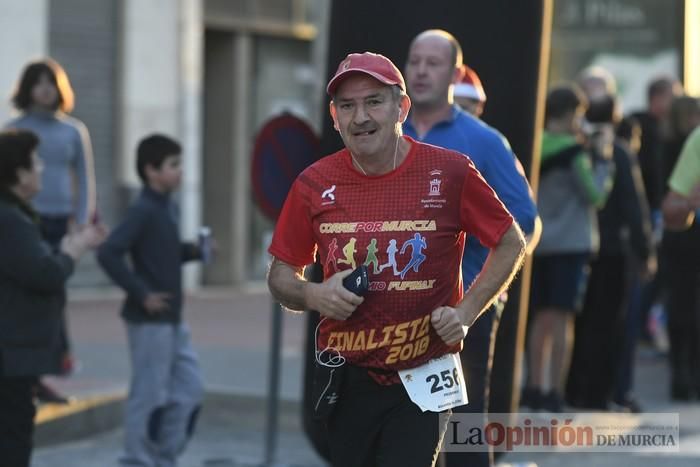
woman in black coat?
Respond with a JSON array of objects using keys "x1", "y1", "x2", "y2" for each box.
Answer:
[{"x1": 0, "y1": 129, "x2": 105, "y2": 467}]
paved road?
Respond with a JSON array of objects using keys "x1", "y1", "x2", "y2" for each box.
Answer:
[{"x1": 49, "y1": 287, "x2": 307, "y2": 400}]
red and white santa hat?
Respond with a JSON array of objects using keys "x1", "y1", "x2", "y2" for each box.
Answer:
[{"x1": 454, "y1": 66, "x2": 486, "y2": 102}]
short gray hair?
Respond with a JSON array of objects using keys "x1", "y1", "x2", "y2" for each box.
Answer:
[{"x1": 390, "y1": 85, "x2": 405, "y2": 102}]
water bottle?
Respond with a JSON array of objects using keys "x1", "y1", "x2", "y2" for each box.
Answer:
[{"x1": 199, "y1": 226, "x2": 212, "y2": 264}]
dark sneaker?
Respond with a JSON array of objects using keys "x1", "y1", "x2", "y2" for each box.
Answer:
[
  {"x1": 541, "y1": 390, "x2": 564, "y2": 413},
  {"x1": 520, "y1": 386, "x2": 542, "y2": 410}
]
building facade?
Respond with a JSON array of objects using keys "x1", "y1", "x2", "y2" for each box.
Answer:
[{"x1": 0, "y1": 0, "x2": 328, "y2": 287}]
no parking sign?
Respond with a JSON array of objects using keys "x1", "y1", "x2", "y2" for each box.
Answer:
[{"x1": 251, "y1": 113, "x2": 320, "y2": 220}]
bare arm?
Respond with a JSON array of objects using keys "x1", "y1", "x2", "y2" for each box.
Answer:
[
  {"x1": 267, "y1": 258, "x2": 309, "y2": 312},
  {"x1": 267, "y1": 258, "x2": 364, "y2": 320},
  {"x1": 432, "y1": 223, "x2": 526, "y2": 345},
  {"x1": 73, "y1": 121, "x2": 96, "y2": 225},
  {"x1": 459, "y1": 222, "x2": 525, "y2": 324}
]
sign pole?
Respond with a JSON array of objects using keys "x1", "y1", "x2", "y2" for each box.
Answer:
[
  {"x1": 250, "y1": 113, "x2": 320, "y2": 467},
  {"x1": 263, "y1": 301, "x2": 283, "y2": 466}
]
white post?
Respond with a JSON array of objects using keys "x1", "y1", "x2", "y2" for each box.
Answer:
[
  {"x1": 179, "y1": 0, "x2": 204, "y2": 289},
  {"x1": 118, "y1": 0, "x2": 179, "y2": 187},
  {"x1": 119, "y1": 0, "x2": 203, "y2": 289},
  {"x1": 232, "y1": 34, "x2": 253, "y2": 285},
  {"x1": 308, "y1": 0, "x2": 331, "y2": 134},
  {"x1": 685, "y1": 0, "x2": 700, "y2": 96}
]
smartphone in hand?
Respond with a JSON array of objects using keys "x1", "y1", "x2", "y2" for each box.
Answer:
[{"x1": 342, "y1": 265, "x2": 369, "y2": 296}]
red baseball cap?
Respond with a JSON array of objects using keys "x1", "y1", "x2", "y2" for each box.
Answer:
[{"x1": 326, "y1": 52, "x2": 406, "y2": 95}]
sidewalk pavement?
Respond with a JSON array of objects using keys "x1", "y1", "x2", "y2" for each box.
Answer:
[{"x1": 31, "y1": 286, "x2": 700, "y2": 466}]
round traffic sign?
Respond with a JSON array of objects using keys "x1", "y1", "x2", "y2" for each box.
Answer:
[{"x1": 251, "y1": 114, "x2": 320, "y2": 220}]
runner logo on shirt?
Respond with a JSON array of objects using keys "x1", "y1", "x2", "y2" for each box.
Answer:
[
  {"x1": 322, "y1": 220, "x2": 436, "y2": 291},
  {"x1": 399, "y1": 233, "x2": 427, "y2": 279}
]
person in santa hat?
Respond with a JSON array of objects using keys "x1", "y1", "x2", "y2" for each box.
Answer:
[{"x1": 454, "y1": 65, "x2": 487, "y2": 117}]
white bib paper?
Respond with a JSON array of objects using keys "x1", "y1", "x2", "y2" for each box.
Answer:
[{"x1": 398, "y1": 353, "x2": 468, "y2": 412}]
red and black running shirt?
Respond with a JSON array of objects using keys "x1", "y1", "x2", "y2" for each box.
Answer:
[{"x1": 269, "y1": 136, "x2": 513, "y2": 375}]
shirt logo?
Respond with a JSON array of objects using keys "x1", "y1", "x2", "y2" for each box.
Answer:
[
  {"x1": 423, "y1": 170, "x2": 447, "y2": 208},
  {"x1": 429, "y1": 170, "x2": 442, "y2": 196},
  {"x1": 429, "y1": 178, "x2": 442, "y2": 196},
  {"x1": 322, "y1": 185, "x2": 336, "y2": 205}
]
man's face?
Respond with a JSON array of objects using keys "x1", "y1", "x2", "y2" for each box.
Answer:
[
  {"x1": 655, "y1": 88, "x2": 676, "y2": 118},
  {"x1": 587, "y1": 123, "x2": 615, "y2": 159},
  {"x1": 148, "y1": 155, "x2": 182, "y2": 192},
  {"x1": 455, "y1": 96, "x2": 484, "y2": 118},
  {"x1": 405, "y1": 35, "x2": 459, "y2": 108},
  {"x1": 651, "y1": 81, "x2": 682, "y2": 118},
  {"x1": 330, "y1": 74, "x2": 407, "y2": 160}
]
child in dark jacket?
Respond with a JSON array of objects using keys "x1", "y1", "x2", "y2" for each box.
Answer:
[{"x1": 98, "y1": 134, "x2": 204, "y2": 467}]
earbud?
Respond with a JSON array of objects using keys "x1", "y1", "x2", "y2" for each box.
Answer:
[{"x1": 399, "y1": 109, "x2": 406, "y2": 123}]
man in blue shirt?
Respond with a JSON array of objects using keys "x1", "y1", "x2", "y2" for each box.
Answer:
[{"x1": 404, "y1": 29, "x2": 540, "y2": 467}]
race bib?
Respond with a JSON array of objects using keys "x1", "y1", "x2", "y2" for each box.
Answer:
[{"x1": 399, "y1": 353, "x2": 468, "y2": 412}]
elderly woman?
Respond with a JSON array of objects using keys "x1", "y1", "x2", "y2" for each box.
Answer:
[{"x1": 0, "y1": 129, "x2": 104, "y2": 467}]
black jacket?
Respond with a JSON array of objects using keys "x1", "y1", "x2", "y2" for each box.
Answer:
[
  {"x1": 630, "y1": 111, "x2": 664, "y2": 211},
  {"x1": 597, "y1": 142, "x2": 653, "y2": 261},
  {"x1": 0, "y1": 190, "x2": 74, "y2": 377},
  {"x1": 97, "y1": 187, "x2": 200, "y2": 323}
]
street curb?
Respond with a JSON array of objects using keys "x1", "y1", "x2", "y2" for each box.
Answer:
[
  {"x1": 35, "y1": 393, "x2": 126, "y2": 448},
  {"x1": 34, "y1": 390, "x2": 303, "y2": 448}
]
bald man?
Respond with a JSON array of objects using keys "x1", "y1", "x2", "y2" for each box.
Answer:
[{"x1": 404, "y1": 29, "x2": 540, "y2": 467}]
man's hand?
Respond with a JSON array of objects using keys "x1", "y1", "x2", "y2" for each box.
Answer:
[
  {"x1": 431, "y1": 306, "x2": 469, "y2": 346},
  {"x1": 663, "y1": 189, "x2": 697, "y2": 230},
  {"x1": 688, "y1": 182, "x2": 700, "y2": 211},
  {"x1": 143, "y1": 292, "x2": 171, "y2": 314},
  {"x1": 305, "y1": 269, "x2": 364, "y2": 321}
]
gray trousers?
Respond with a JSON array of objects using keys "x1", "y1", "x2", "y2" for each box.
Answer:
[{"x1": 120, "y1": 322, "x2": 204, "y2": 467}]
